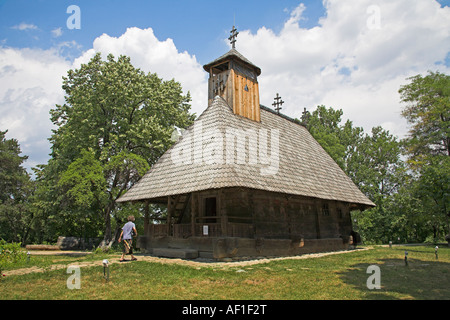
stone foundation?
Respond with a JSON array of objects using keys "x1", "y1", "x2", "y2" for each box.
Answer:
[{"x1": 138, "y1": 235, "x2": 349, "y2": 260}]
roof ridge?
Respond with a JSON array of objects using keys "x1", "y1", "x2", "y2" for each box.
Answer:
[{"x1": 259, "y1": 104, "x2": 305, "y2": 127}]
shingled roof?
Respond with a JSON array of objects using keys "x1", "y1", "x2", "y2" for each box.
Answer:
[
  {"x1": 203, "y1": 48, "x2": 262, "y2": 76},
  {"x1": 117, "y1": 96, "x2": 375, "y2": 208}
]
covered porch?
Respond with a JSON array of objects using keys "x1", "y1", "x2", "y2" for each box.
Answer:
[
  {"x1": 148, "y1": 219, "x2": 254, "y2": 239},
  {"x1": 136, "y1": 187, "x2": 357, "y2": 260},
  {"x1": 142, "y1": 190, "x2": 255, "y2": 240}
]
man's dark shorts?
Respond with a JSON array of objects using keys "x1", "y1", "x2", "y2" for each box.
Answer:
[{"x1": 123, "y1": 239, "x2": 133, "y2": 254}]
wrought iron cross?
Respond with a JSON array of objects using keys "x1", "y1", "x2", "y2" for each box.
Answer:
[
  {"x1": 229, "y1": 25, "x2": 239, "y2": 49},
  {"x1": 301, "y1": 107, "x2": 311, "y2": 124},
  {"x1": 272, "y1": 93, "x2": 284, "y2": 114},
  {"x1": 301, "y1": 107, "x2": 308, "y2": 118}
]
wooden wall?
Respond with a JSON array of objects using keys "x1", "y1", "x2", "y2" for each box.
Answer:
[
  {"x1": 207, "y1": 67, "x2": 260, "y2": 122},
  {"x1": 141, "y1": 188, "x2": 354, "y2": 257},
  {"x1": 231, "y1": 69, "x2": 260, "y2": 122},
  {"x1": 191, "y1": 187, "x2": 353, "y2": 241}
]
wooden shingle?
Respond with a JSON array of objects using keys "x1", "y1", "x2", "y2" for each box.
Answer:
[{"x1": 117, "y1": 96, "x2": 375, "y2": 208}]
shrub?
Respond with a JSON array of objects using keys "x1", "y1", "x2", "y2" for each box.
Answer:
[{"x1": 0, "y1": 239, "x2": 27, "y2": 277}]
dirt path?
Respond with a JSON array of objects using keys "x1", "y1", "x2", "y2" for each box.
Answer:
[{"x1": 4, "y1": 247, "x2": 371, "y2": 277}]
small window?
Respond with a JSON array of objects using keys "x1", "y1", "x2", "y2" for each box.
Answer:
[
  {"x1": 337, "y1": 208, "x2": 343, "y2": 219},
  {"x1": 322, "y1": 203, "x2": 330, "y2": 216},
  {"x1": 204, "y1": 197, "x2": 217, "y2": 217}
]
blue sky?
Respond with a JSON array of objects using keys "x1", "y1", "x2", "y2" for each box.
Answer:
[
  {"x1": 0, "y1": 0, "x2": 328, "y2": 64},
  {"x1": 0, "y1": 1, "x2": 449, "y2": 174}
]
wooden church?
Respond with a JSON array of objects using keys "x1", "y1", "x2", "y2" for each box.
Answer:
[{"x1": 117, "y1": 27, "x2": 375, "y2": 260}]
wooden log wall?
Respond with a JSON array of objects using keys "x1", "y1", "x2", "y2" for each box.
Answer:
[
  {"x1": 221, "y1": 188, "x2": 353, "y2": 240},
  {"x1": 151, "y1": 188, "x2": 353, "y2": 241}
]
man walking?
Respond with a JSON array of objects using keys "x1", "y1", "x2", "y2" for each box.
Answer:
[{"x1": 118, "y1": 215, "x2": 138, "y2": 262}]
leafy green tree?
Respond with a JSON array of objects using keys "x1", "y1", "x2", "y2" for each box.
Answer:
[
  {"x1": 58, "y1": 149, "x2": 107, "y2": 209},
  {"x1": 358, "y1": 126, "x2": 404, "y2": 202},
  {"x1": 399, "y1": 71, "x2": 449, "y2": 161},
  {"x1": 303, "y1": 106, "x2": 403, "y2": 203},
  {"x1": 349, "y1": 127, "x2": 405, "y2": 243},
  {"x1": 303, "y1": 107, "x2": 406, "y2": 243},
  {"x1": 415, "y1": 155, "x2": 449, "y2": 241},
  {"x1": 304, "y1": 106, "x2": 347, "y2": 169},
  {"x1": 0, "y1": 130, "x2": 29, "y2": 202},
  {"x1": 55, "y1": 149, "x2": 107, "y2": 240},
  {"x1": 41, "y1": 53, "x2": 195, "y2": 242},
  {"x1": 399, "y1": 71, "x2": 450, "y2": 242},
  {"x1": 0, "y1": 130, "x2": 34, "y2": 243}
]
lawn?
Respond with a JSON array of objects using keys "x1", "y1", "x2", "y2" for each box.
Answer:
[{"x1": 1, "y1": 245, "x2": 449, "y2": 300}]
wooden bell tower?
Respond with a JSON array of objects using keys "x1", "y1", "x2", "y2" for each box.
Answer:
[{"x1": 203, "y1": 26, "x2": 262, "y2": 122}]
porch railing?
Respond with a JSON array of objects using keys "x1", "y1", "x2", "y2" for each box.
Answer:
[{"x1": 147, "y1": 217, "x2": 254, "y2": 238}]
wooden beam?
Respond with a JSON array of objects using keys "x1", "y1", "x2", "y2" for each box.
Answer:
[
  {"x1": 167, "y1": 196, "x2": 175, "y2": 236},
  {"x1": 143, "y1": 200, "x2": 150, "y2": 236},
  {"x1": 314, "y1": 199, "x2": 321, "y2": 239},
  {"x1": 191, "y1": 193, "x2": 197, "y2": 237},
  {"x1": 218, "y1": 189, "x2": 228, "y2": 236}
]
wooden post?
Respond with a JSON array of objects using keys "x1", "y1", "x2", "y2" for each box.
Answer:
[
  {"x1": 314, "y1": 199, "x2": 321, "y2": 239},
  {"x1": 167, "y1": 196, "x2": 174, "y2": 236},
  {"x1": 191, "y1": 193, "x2": 197, "y2": 237},
  {"x1": 143, "y1": 200, "x2": 150, "y2": 236},
  {"x1": 218, "y1": 189, "x2": 227, "y2": 237}
]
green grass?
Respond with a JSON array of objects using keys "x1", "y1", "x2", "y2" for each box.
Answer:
[{"x1": 1, "y1": 245, "x2": 449, "y2": 300}]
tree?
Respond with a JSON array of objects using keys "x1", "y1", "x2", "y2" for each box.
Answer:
[
  {"x1": 43, "y1": 53, "x2": 195, "y2": 242},
  {"x1": 399, "y1": 71, "x2": 450, "y2": 242},
  {"x1": 0, "y1": 130, "x2": 34, "y2": 243},
  {"x1": 57, "y1": 149, "x2": 107, "y2": 240},
  {"x1": 415, "y1": 155, "x2": 449, "y2": 241},
  {"x1": 349, "y1": 127, "x2": 405, "y2": 243},
  {"x1": 357, "y1": 126, "x2": 404, "y2": 202},
  {"x1": 302, "y1": 106, "x2": 404, "y2": 203},
  {"x1": 303, "y1": 107, "x2": 406, "y2": 243},
  {"x1": 304, "y1": 106, "x2": 347, "y2": 169},
  {"x1": 399, "y1": 71, "x2": 450, "y2": 161},
  {"x1": 0, "y1": 130, "x2": 29, "y2": 202}
]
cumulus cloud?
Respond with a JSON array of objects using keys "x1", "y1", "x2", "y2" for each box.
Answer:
[
  {"x1": 1, "y1": 1, "x2": 449, "y2": 174},
  {"x1": 237, "y1": 0, "x2": 450, "y2": 138},
  {"x1": 73, "y1": 27, "x2": 208, "y2": 116},
  {"x1": 0, "y1": 47, "x2": 71, "y2": 170},
  {"x1": 0, "y1": 27, "x2": 207, "y2": 173}
]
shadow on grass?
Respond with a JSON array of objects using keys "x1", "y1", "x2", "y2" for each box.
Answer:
[{"x1": 337, "y1": 258, "x2": 450, "y2": 300}]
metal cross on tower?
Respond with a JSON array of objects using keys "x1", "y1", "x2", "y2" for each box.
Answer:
[
  {"x1": 301, "y1": 108, "x2": 308, "y2": 118},
  {"x1": 229, "y1": 25, "x2": 239, "y2": 49},
  {"x1": 272, "y1": 93, "x2": 284, "y2": 114},
  {"x1": 301, "y1": 107, "x2": 310, "y2": 124}
]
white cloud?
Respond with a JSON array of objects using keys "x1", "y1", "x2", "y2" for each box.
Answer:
[
  {"x1": 73, "y1": 27, "x2": 208, "y2": 117},
  {"x1": 0, "y1": 47, "x2": 70, "y2": 171},
  {"x1": 1, "y1": 1, "x2": 449, "y2": 174},
  {"x1": 236, "y1": 0, "x2": 450, "y2": 139},
  {"x1": 51, "y1": 27, "x2": 63, "y2": 38},
  {"x1": 11, "y1": 23, "x2": 38, "y2": 31},
  {"x1": 0, "y1": 27, "x2": 208, "y2": 173}
]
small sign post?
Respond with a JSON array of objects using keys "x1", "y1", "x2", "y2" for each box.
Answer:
[{"x1": 103, "y1": 259, "x2": 110, "y2": 282}]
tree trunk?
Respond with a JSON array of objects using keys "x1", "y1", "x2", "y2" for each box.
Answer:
[{"x1": 103, "y1": 208, "x2": 112, "y2": 243}]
